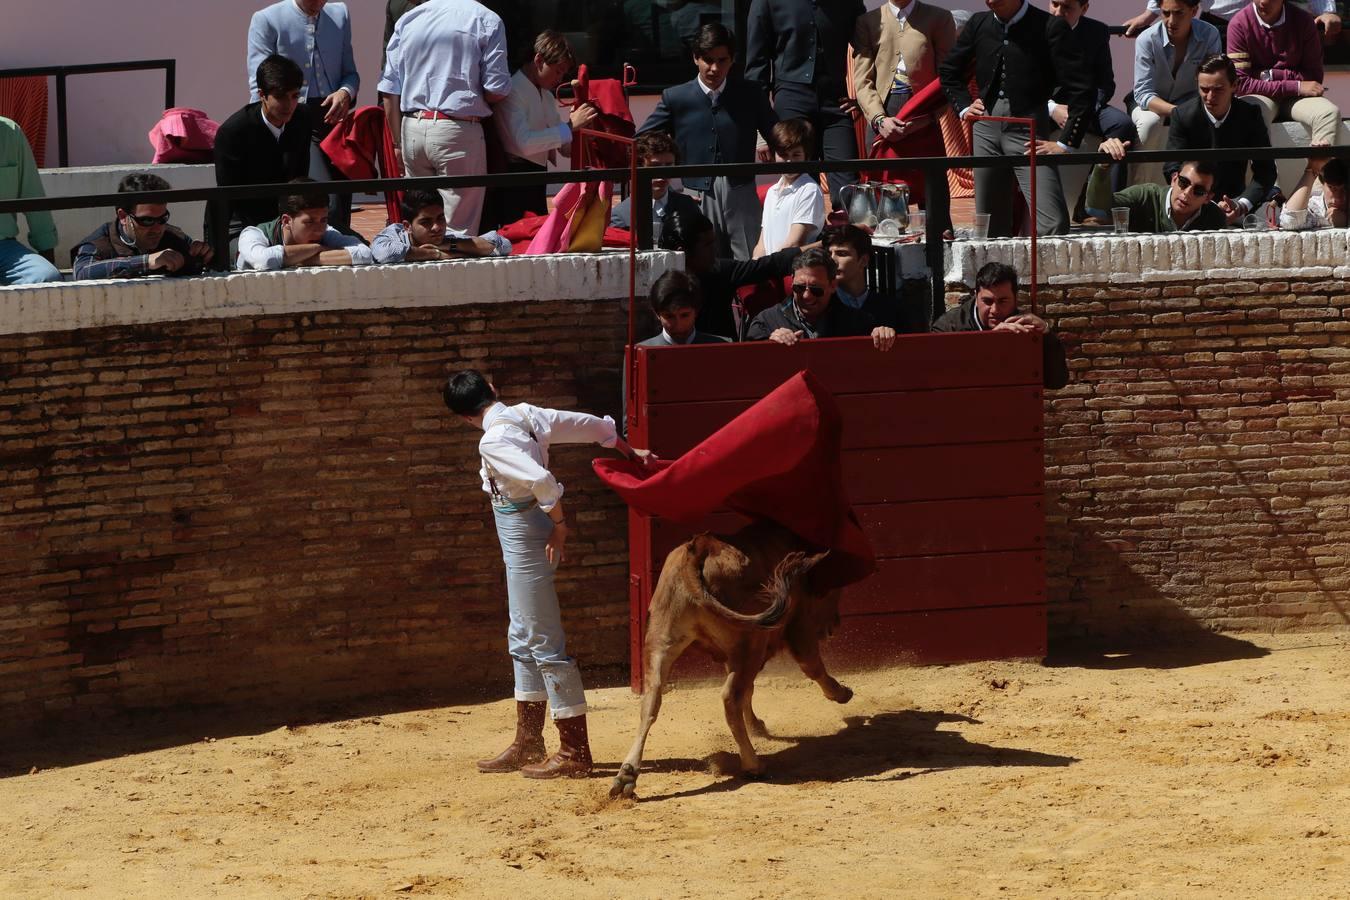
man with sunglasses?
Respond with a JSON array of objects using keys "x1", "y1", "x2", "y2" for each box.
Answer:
[
  {"x1": 1089, "y1": 143, "x2": 1226, "y2": 231},
  {"x1": 745, "y1": 247, "x2": 897, "y2": 351},
  {"x1": 73, "y1": 174, "x2": 214, "y2": 280}
]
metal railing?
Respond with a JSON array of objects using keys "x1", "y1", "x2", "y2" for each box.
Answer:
[
  {"x1": 2, "y1": 143, "x2": 1348, "y2": 317},
  {"x1": 0, "y1": 60, "x2": 176, "y2": 168}
]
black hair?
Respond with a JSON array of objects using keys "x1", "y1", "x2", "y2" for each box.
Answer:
[
  {"x1": 1178, "y1": 160, "x2": 1217, "y2": 178},
  {"x1": 691, "y1": 23, "x2": 735, "y2": 58},
  {"x1": 820, "y1": 224, "x2": 872, "y2": 260},
  {"x1": 115, "y1": 172, "x2": 172, "y2": 218},
  {"x1": 1197, "y1": 54, "x2": 1238, "y2": 84},
  {"x1": 975, "y1": 261, "x2": 1019, "y2": 295},
  {"x1": 400, "y1": 189, "x2": 445, "y2": 223},
  {"x1": 792, "y1": 247, "x2": 838, "y2": 280},
  {"x1": 1322, "y1": 158, "x2": 1348, "y2": 186},
  {"x1": 278, "y1": 177, "x2": 330, "y2": 217},
  {"x1": 443, "y1": 370, "x2": 497, "y2": 415},
  {"x1": 649, "y1": 270, "x2": 704, "y2": 315},
  {"x1": 635, "y1": 130, "x2": 679, "y2": 165},
  {"x1": 256, "y1": 53, "x2": 305, "y2": 97}
]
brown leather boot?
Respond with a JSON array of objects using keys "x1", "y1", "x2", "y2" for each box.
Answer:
[
  {"x1": 476, "y1": 701, "x2": 547, "y2": 773},
  {"x1": 520, "y1": 714, "x2": 593, "y2": 779}
]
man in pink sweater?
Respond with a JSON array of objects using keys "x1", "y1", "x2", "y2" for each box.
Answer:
[{"x1": 1227, "y1": 0, "x2": 1342, "y2": 144}]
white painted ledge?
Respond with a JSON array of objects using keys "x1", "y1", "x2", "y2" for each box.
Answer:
[
  {"x1": 0, "y1": 251, "x2": 683, "y2": 336},
  {"x1": 944, "y1": 230, "x2": 1350, "y2": 288}
]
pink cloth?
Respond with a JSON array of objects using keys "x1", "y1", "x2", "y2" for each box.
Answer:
[{"x1": 149, "y1": 108, "x2": 219, "y2": 163}]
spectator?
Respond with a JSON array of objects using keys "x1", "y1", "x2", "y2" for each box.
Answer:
[
  {"x1": 1131, "y1": 0, "x2": 1224, "y2": 185},
  {"x1": 639, "y1": 270, "x2": 732, "y2": 346},
  {"x1": 371, "y1": 189, "x2": 511, "y2": 264},
  {"x1": 746, "y1": 247, "x2": 897, "y2": 351},
  {"x1": 1088, "y1": 145, "x2": 1227, "y2": 231},
  {"x1": 1122, "y1": 0, "x2": 1340, "y2": 46},
  {"x1": 1164, "y1": 54, "x2": 1276, "y2": 224},
  {"x1": 609, "y1": 131, "x2": 703, "y2": 248},
  {"x1": 0, "y1": 115, "x2": 60, "y2": 286},
  {"x1": 932, "y1": 262, "x2": 1069, "y2": 389},
  {"x1": 659, "y1": 207, "x2": 800, "y2": 340},
  {"x1": 379, "y1": 0, "x2": 512, "y2": 234},
  {"x1": 1047, "y1": 0, "x2": 1139, "y2": 222},
  {"x1": 211, "y1": 55, "x2": 313, "y2": 253},
  {"x1": 487, "y1": 30, "x2": 597, "y2": 229},
  {"x1": 745, "y1": 0, "x2": 866, "y2": 206},
  {"x1": 73, "y1": 174, "x2": 213, "y2": 280},
  {"x1": 752, "y1": 118, "x2": 826, "y2": 257},
  {"x1": 383, "y1": 0, "x2": 425, "y2": 71},
  {"x1": 851, "y1": 0, "x2": 958, "y2": 235},
  {"x1": 938, "y1": 0, "x2": 1096, "y2": 237},
  {"x1": 638, "y1": 23, "x2": 777, "y2": 259},
  {"x1": 1279, "y1": 154, "x2": 1347, "y2": 229},
  {"x1": 236, "y1": 179, "x2": 372, "y2": 271},
  {"x1": 821, "y1": 224, "x2": 925, "y2": 333},
  {"x1": 1227, "y1": 0, "x2": 1342, "y2": 148}
]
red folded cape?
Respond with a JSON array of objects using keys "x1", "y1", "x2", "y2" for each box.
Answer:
[{"x1": 593, "y1": 370, "x2": 876, "y2": 590}]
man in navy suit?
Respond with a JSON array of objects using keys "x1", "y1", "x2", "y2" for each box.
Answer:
[{"x1": 637, "y1": 23, "x2": 778, "y2": 259}]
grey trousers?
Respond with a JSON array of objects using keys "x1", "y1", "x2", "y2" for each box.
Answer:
[
  {"x1": 700, "y1": 176, "x2": 762, "y2": 260},
  {"x1": 972, "y1": 100, "x2": 1069, "y2": 237}
]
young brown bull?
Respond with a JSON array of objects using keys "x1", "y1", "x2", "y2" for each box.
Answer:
[{"x1": 610, "y1": 520, "x2": 853, "y2": 800}]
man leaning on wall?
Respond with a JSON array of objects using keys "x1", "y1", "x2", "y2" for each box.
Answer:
[{"x1": 0, "y1": 115, "x2": 61, "y2": 286}]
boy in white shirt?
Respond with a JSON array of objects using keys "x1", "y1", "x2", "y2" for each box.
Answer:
[
  {"x1": 445, "y1": 370, "x2": 651, "y2": 779},
  {"x1": 1279, "y1": 155, "x2": 1347, "y2": 230},
  {"x1": 753, "y1": 118, "x2": 825, "y2": 258},
  {"x1": 235, "y1": 178, "x2": 372, "y2": 271}
]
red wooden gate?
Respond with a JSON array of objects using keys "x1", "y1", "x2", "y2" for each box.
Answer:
[{"x1": 625, "y1": 332, "x2": 1048, "y2": 691}]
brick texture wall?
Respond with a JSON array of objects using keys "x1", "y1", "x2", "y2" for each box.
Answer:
[
  {"x1": 947, "y1": 278, "x2": 1350, "y2": 642},
  {"x1": 0, "y1": 300, "x2": 635, "y2": 728}
]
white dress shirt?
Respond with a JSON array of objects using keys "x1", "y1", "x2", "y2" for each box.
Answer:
[
  {"x1": 887, "y1": 0, "x2": 917, "y2": 85},
  {"x1": 236, "y1": 223, "x2": 374, "y2": 270},
  {"x1": 378, "y1": 0, "x2": 512, "y2": 118},
  {"x1": 495, "y1": 68, "x2": 572, "y2": 166},
  {"x1": 477, "y1": 402, "x2": 618, "y2": 510}
]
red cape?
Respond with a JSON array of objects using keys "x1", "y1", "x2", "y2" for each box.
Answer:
[{"x1": 593, "y1": 370, "x2": 876, "y2": 590}]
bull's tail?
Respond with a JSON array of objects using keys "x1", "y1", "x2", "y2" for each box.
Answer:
[{"x1": 692, "y1": 543, "x2": 829, "y2": 629}]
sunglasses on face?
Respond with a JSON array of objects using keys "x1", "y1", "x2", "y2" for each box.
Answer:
[
  {"x1": 126, "y1": 211, "x2": 171, "y2": 227},
  {"x1": 791, "y1": 284, "x2": 826, "y2": 298},
  {"x1": 1174, "y1": 174, "x2": 1210, "y2": 198}
]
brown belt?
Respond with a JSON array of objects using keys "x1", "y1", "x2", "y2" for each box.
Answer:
[{"x1": 412, "y1": 110, "x2": 480, "y2": 123}]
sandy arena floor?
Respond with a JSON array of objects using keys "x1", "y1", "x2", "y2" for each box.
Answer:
[{"x1": 3, "y1": 632, "x2": 1349, "y2": 899}]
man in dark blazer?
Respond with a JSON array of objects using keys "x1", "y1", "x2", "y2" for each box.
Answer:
[
  {"x1": 609, "y1": 130, "x2": 705, "y2": 249},
  {"x1": 1047, "y1": 0, "x2": 1138, "y2": 219},
  {"x1": 938, "y1": 0, "x2": 1096, "y2": 237},
  {"x1": 209, "y1": 54, "x2": 313, "y2": 263},
  {"x1": 638, "y1": 23, "x2": 778, "y2": 259},
  {"x1": 1164, "y1": 53, "x2": 1275, "y2": 224},
  {"x1": 745, "y1": 0, "x2": 865, "y2": 206}
]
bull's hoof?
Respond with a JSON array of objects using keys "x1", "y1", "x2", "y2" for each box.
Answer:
[
  {"x1": 609, "y1": 763, "x2": 639, "y2": 800},
  {"x1": 748, "y1": 717, "x2": 770, "y2": 738},
  {"x1": 740, "y1": 766, "x2": 768, "y2": 781},
  {"x1": 831, "y1": 685, "x2": 854, "y2": 704}
]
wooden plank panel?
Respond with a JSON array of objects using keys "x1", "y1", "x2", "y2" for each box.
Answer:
[
  {"x1": 644, "y1": 386, "x2": 1045, "y2": 458},
  {"x1": 858, "y1": 496, "x2": 1046, "y2": 557},
  {"x1": 842, "y1": 441, "x2": 1044, "y2": 504},
  {"x1": 823, "y1": 605, "x2": 1047, "y2": 667},
  {"x1": 641, "y1": 332, "x2": 1043, "y2": 404},
  {"x1": 840, "y1": 551, "x2": 1045, "y2": 615}
]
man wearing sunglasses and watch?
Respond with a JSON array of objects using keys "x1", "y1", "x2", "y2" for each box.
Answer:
[
  {"x1": 745, "y1": 247, "x2": 898, "y2": 351},
  {"x1": 1089, "y1": 142, "x2": 1226, "y2": 232},
  {"x1": 73, "y1": 173, "x2": 214, "y2": 280}
]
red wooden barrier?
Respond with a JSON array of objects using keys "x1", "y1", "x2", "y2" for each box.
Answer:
[{"x1": 626, "y1": 332, "x2": 1047, "y2": 692}]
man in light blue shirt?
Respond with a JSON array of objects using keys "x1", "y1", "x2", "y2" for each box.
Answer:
[
  {"x1": 247, "y1": 1, "x2": 361, "y2": 230},
  {"x1": 379, "y1": 0, "x2": 512, "y2": 234},
  {"x1": 1129, "y1": 0, "x2": 1222, "y2": 185}
]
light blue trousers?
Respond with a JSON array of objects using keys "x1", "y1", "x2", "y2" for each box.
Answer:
[
  {"x1": 492, "y1": 503, "x2": 587, "y2": 719},
  {"x1": 0, "y1": 239, "x2": 61, "y2": 286}
]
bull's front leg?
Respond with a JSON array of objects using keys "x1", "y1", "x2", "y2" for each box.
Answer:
[
  {"x1": 722, "y1": 668, "x2": 764, "y2": 777},
  {"x1": 610, "y1": 634, "x2": 691, "y2": 800}
]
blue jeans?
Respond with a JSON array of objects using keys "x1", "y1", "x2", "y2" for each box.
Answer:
[
  {"x1": 492, "y1": 503, "x2": 587, "y2": 719},
  {"x1": 0, "y1": 239, "x2": 61, "y2": 285}
]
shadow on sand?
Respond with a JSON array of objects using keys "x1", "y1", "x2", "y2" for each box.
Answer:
[{"x1": 609, "y1": 709, "x2": 1077, "y2": 802}]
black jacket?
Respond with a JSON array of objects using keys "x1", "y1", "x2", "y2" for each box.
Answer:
[
  {"x1": 938, "y1": 4, "x2": 1094, "y2": 146},
  {"x1": 696, "y1": 247, "x2": 802, "y2": 340},
  {"x1": 744, "y1": 0, "x2": 866, "y2": 100},
  {"x1": 746, "y1": 296, "x2": 876, "y2": 341},
  {"x1": 212, "y1": 101, "x2": 313, "y2": 233},
  {"x1": 1052, "y1": 16, "x2": 1114, "y2": 110},
  {"x1": 931, "y1": 297, "x2": 1069, "y2": 389},
  {"x1": 610, "y1": 190, "x2": 704, "y2": 249},
  {"x1": 637, "y1": 77, "x2": 777, "y2": 192},
  {"x1": 1164, "y1": 96, "x2": 1276, "y2": 211}
]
